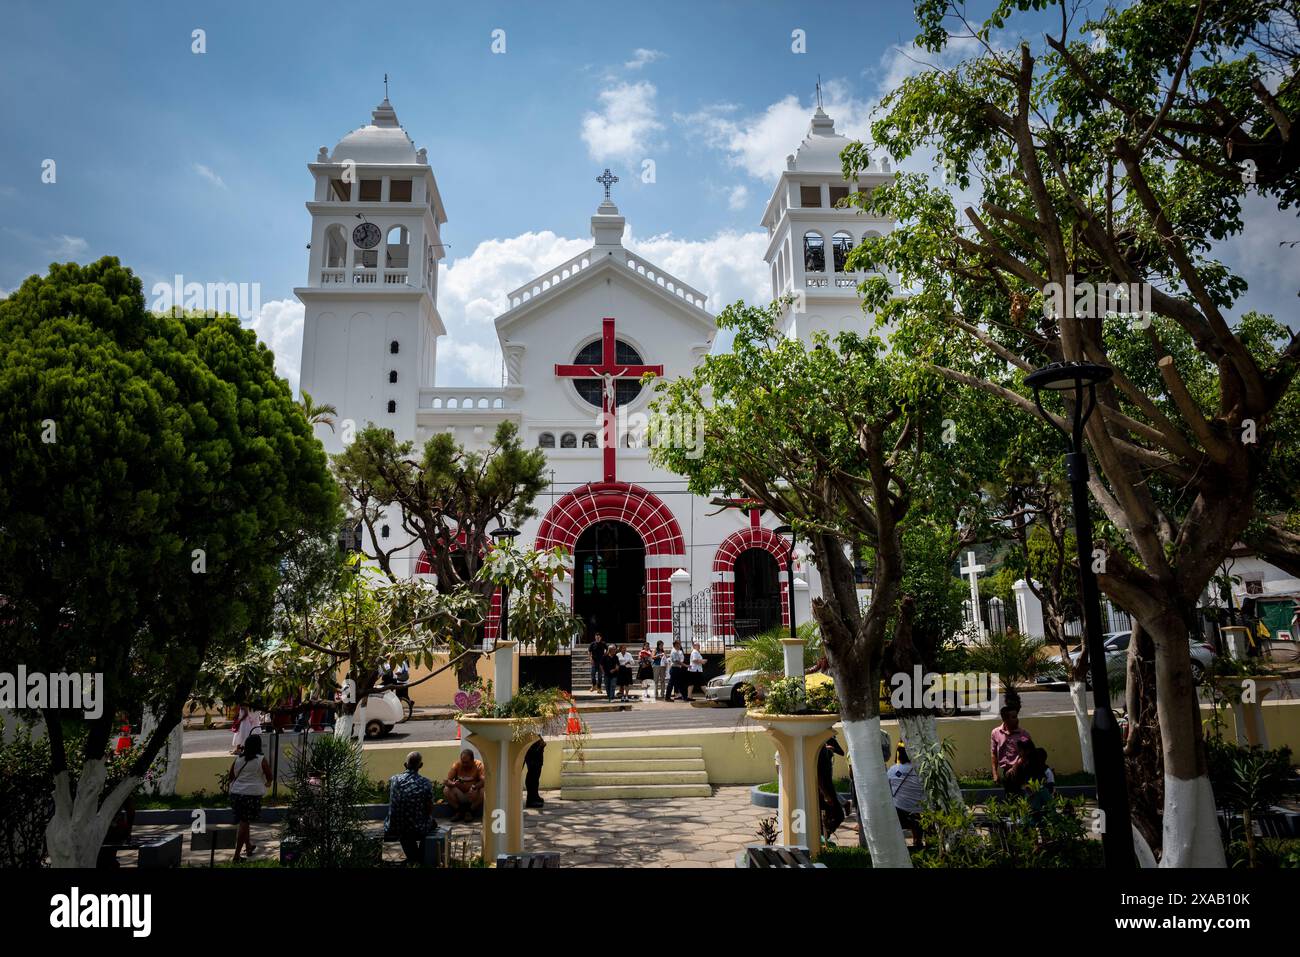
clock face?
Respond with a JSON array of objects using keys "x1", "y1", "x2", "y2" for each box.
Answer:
[{"x1": 352, "y1": 222, "x2": 382, "y2": 249}]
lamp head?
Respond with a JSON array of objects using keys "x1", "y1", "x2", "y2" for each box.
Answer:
[
  {"x1": 1025, "y1": 361, "x2": 1112, "y2": 393},
  {"x1": 490, "y1": 524, "x2": 520, "y2": 543}
]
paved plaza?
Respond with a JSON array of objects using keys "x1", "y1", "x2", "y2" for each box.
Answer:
[{"x1": 128, "y1": 786, "x2": 855, "y2": 868}]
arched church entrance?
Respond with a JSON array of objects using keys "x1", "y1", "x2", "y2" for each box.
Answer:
[
  {"x1": 733, "y1": 547, "x2": 782, "y2": 638},
  {"x1": 712, "y1": 526, "x2": 790, "y2": 642},
  {"x1": 573, "y1": 520, "x2": 646, "y2": 645},
  {"x1": 536, "y1": 481, "x2": 686, "y2": 646}
]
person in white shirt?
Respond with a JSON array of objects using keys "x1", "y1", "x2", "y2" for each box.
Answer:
[
  {"x1": 617, "y1": 645, "x2": 635, "y2": 700},
  {"x1": 228, "y1": 733, "x2": 273, "y2": 861},
  {"x1": 666, "y1": 640, "x2": 688, "y2": 702},
  {"x1": 887, "y1": 744, "x2": 925, "y2": 848},
  {"x1": 685, "y1": 644, "x2": 705, "y2": 701}
]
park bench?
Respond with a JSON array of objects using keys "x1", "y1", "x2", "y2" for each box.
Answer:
[
  {"x1": 743, "y1": 845, "x2": 825, "y2": 868},
  {"x1": 496, "y1": 852, "x2": 561, "y2": 868},
  {"x1": 191, "y1": 827, "x2": 240, "y2": 867},
  {"x1": 383, "y1": 827, "x2": 450, "y2": 867},
  {"x1": 97, "y1": 833, "x2": 182, "y2": 869}
]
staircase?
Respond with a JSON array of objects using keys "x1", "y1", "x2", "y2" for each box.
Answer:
[
  {"x1": 570, "y1": 651, "x2": 594, "y2": 692},
  {"x1": 560, "y1": 743, "x2": 712, "y2": 799}
]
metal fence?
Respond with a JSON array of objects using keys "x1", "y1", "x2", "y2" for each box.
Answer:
[{"x1": 673, "y1": 587, "x2": 732, "y2": 652}]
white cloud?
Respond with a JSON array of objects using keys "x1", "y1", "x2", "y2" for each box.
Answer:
[
  {"x1": 625, "y1": 48, "x2": 666, "y2": 70},
  {"x1": 727, "y1": 184, "x2": 750, "y2": 211},
  {"x1": 245, "y1": 298, "x2": 304, "y2": 394},
  {"x1": 433, "y1": 227, "x2": 772, "y2": 386},
  {"x1": 581, "y1": 81, "x2": 664, "y2": 165},
  {"x1": 194, "y1": 163, "x2": 227, "y2": 189},
  {"x1": 50, "y1": 234, "x2": 87, "y2": 258},
  {"x1": 676, "y1": 79, "x2": 876, "y2": 182}
]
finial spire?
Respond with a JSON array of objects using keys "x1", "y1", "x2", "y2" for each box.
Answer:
[
  {"x1": 816, "y1": 74, "x2": 822, "y2": 108},
  {"x1": 384, "y1": 73, "x2": 389, "y2": 99},
  {"x1": 596, "y1": 167, "x2": 619, "y2": 203}
]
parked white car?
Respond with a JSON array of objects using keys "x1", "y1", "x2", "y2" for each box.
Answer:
[
  {"x1": 359, "y1": 689, "x2": 407, "y2": 737},
  {"x1": 1068, "y1": 631, "x2": 1214, "y2": 687},
  {"x1": 704, "y1": 669, "x2": 760, "y2": 707}
]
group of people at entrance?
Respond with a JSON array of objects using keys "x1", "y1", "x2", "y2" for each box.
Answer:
[{"x1": 588, "y1": 635, "x2": 703, "y2": 702}]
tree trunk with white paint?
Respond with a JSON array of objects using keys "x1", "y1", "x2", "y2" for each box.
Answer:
[
  {"x1": 1068, "y1": 682, "x2": 1095, "y2": 775},
  {"x1": 842, "y1": 717, "x2": 912, "y2": 868},
  {"x1": 45, "y1": 760, "x2": 140, "y2": 869},
  {"x1": 139, "y1": 708, "x2": 185, "y2": 796},
  {"x1": 1160, "y1": 773, "x2": 1223, "y2": 867},
  {"x1": 896, "y1": 712, "x2": 964, "y2": 809}
]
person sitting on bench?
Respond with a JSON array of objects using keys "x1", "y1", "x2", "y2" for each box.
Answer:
[
  {"x1": 444, "y1": 748, "x2": 486, "y2": 822},
  {"x1": 386, "y1": 751, "x2": 436, "y2": 863}
]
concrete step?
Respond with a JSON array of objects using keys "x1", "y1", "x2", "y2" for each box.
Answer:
[
  {"x1": 560, "y1": 782, "x2": 713, "y2": 800},
  {"x1": 563, "y1": 746, "x2": 703, "y2": 762},
  {"x1": 559, "y1": 758, "x2": 704, "y2": 772},
  {"x1": 561, "y1": 769, "x2": 709, "y2": 787}
]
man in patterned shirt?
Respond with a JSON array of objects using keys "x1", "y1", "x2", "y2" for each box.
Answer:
[{"x1": 386, "y1": 751, "x2": 435, "y2": 863}]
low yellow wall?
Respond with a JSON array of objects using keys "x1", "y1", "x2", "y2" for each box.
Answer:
[
  {"x1": 176, "y1": 699, "x2": 1300, "y2": 796},
  {"x1": 404, "y1": 653, "x2": 517, "y2": 708}
]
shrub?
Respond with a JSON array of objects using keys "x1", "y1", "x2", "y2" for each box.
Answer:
[
  {"x1": 914, "y1": 793, "x2": 1102, "y2": 868},
  {"x1": 817, "y1": 845, "x2": 873, "y2": 868},
  {"x1": 0, "y1": 717, "x2": 54, "y2": 868},
  {"x1": 281, "y1": 734, "x2": 379, "y2": 868}
]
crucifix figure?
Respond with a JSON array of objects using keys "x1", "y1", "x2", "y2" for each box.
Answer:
[
  {"x1": 960, "y1": 550, "x2": 987, "y2": 638},
  {"x1": 596, "y1": 168, "x2": 619, "y2": 202},
  {"x1": 554, "y1": 317, "x2": 663, "y2": 482}
]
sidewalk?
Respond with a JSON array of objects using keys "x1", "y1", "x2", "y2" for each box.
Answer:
[{"x1": 125, "y1": 786, "x2": 838, "y2": 868}]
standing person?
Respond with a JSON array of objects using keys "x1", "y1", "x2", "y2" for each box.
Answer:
[
  {"x1": 817, "y1": 735, "x2": 847, "y2": 841},
  {"x1": 685, "y1": 643, "x2": 705, "y2": 701},
  {"x1": 230, "y1": 704, "x2": 260, "y2": 754},
  {"x1": 444, "y1": 749, "x2": 486, "y2": 822},
  {"x1": 588, "y1": 633, "x2": 608, "y2": 693},
  {"x1": 524, "y1": 739, "x2": 546, "y2": 809},
  {"x1": 228, "y1": 734, "x2": 272, "y2": 862},
  {"x1": 989, "y1": 706, "x2": 1035, "y2": 796},
  {"x1": 386, "y1": 751, "x2": 435, "y2": 863},
  {"x1": 636, "y1": 642, "x2": 654, "y2": 698},
  {"x1": 602, "y1": 645, "x2": 621, "y2": 703},
  {"x1": 887, "y1": 744, "x2": 925, "y2": 849},
  {"x1": 665, "y1": 640, "x2": 687, "y2": 702},
  {"x1": 651, "y1": 640, "x2": 668, "y2": 701},
  {"x1": 617, "y1": 645, "x2": 634, "y2": 701}
]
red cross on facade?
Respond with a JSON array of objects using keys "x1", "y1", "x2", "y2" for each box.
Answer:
[{"x1": 554, "y1": 317, "x2": 663, "y2": 482}]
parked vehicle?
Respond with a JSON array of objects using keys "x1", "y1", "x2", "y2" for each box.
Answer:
[
  {"x1": 1069, "y1": 631, "x2": 1214, "y2": 687},
  {"x1": 360, "y1": 689, "x2": 407, "y2": 737},
  {"x1": 704, "y1": 669, "x2": 759, "y2": 707}
]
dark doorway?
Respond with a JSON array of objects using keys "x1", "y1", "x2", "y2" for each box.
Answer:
[
  {"x1": 734, "y1": 548, "x2": 782, "y2": 638},
  {"x1": 574, "y1": 520, "x2": 646, "y2": 647}
]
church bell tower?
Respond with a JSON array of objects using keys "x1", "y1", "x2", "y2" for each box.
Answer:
[{"x1": 295, "y1": 94, "x2": 447, "y2": 453}]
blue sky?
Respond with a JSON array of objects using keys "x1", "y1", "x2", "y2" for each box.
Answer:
[{"x1": 1, "y1": 0, "x2": 1293, "y2": 388}]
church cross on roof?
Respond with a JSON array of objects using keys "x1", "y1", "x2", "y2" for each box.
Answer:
[{"x1": 596, "y1": 168, "x2": 619, "y2": 202}]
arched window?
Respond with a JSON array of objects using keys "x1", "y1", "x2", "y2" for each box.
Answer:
[
  {"x1": 581, "y1": 432, "x2": 598, "y2": 448},
  {"x1": 387, "y1": 400, "x2": 397, "y2": 414},
  {"x1": 538, "y1": 432, "x2": 556, "y2": 448},
  {"x1": 324, "y1": 224, "x2": 347, "y2": 268},
  {"x1": 560, "y1": 432, "x2": 577, "y2": 448},
  {"x1": 570, "y1": 339, "x2": 647, "y2": 407},
  {"x1": 381, "y1": 524, "x2": 390, "y2": 539},
  {"x1": 388, "y1": 369, "x2": 398, "y2": 384},
  {"x1": 390, "y1": 340, "x2": 400, "y2": 354},
  {"x1": 385, "y1": 225, "x2": 409, "y2": 268},
  {"x1": 337, "y1": 519, "x2": 363, "y2": 553},
  {"x1": 803, "y1": 231, "x2": 825, "y2": 272},
  {"x1": 832, "y1": 231, "x2": 854, "y2": 272}
]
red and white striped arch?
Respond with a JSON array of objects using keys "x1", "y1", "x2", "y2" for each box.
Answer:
[
  {"x1": 536, "y1": 481, "x2": 686, "y2": 640},
  {"x1": 711, "y1": 525, "x2": 790, "y2": 640}
]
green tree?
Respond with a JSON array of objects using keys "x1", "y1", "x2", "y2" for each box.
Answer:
[
  {"x1": 0, "y1": 258, "x2": 339, "y2": 866},
  {"x1": 653, "y1": 298, "x2": 957, "y2": 867},
  {"x1": 331, "y1": 421, "x2": 549, "y2": 685},
  {"x1": 846, "y1": 0, "x2": 1300, "y2": 864}
]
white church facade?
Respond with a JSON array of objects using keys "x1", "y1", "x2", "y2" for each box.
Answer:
[{"x1": 294, "y1": 97, "x2": 894, "y2": 656}]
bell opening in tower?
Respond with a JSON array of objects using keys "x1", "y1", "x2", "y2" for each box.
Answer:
[{"x1": 573, "y1": 520, "x2": 646, "y2": 647}]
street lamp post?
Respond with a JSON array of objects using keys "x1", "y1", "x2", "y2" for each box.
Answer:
[
  {"x1": 1026, "y1": 361, "x2": 1134, "y2": 869},
  {"x1": 489, "y1": 524, "x2": 520, "y2": 647},
  {"x1": 774, "y1": 525, "x2": 798, "y2": 642}
]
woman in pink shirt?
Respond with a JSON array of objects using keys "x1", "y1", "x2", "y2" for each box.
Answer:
[{"x1": 989, "y1": 706, "x2": 1035, "y2": 795}]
